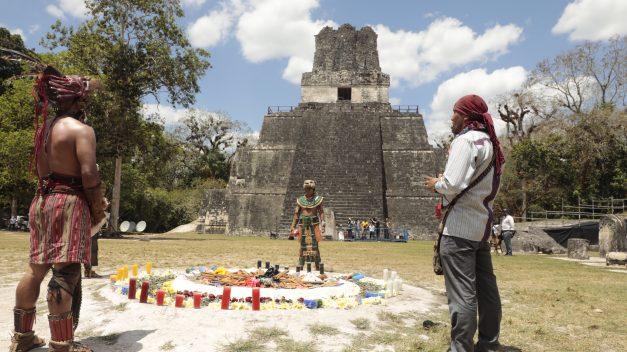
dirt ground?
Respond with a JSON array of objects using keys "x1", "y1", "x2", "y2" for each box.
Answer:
[{"x1": 0, "y1": 231, "x2": 625, "y2": 351}]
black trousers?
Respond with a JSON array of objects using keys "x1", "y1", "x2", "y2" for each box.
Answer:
[
  {"x1": 440, "y1": 235, "x2": 501, "y2": 352},
  {"x1": 88, "y1": 234, "x2": 99, "y2": 267}
]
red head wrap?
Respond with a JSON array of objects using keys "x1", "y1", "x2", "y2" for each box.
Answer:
[
  {"x1": 31, "y1": 67, "x2": 93, "y2": 185},
  {"x1": 453, "y1": 94, "x2": 505, "y2": 175}
]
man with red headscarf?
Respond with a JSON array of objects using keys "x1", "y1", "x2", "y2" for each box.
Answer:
[
  {"x1": 10, "y1": 65, "x2": 107, "y2": 352},
  {"x1": 424, "y1": 94, "x2": 504, "y2": 352}
]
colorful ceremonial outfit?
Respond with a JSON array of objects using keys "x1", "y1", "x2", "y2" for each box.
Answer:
[
  {"x1": 29, "y1": 174, "x2": 92, "y2": 265},
  {"x1": 295, "y1": 195, "x2": 324, "y2": 268}
]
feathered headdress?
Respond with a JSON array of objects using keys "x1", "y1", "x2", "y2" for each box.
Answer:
[{"x1": 1, "y1": 47, "x2": 94, "y2": 185}]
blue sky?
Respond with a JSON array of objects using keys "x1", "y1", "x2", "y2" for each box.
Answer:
[{"x1": 1, "y1": 0, "x2": 625, "y2": 140}]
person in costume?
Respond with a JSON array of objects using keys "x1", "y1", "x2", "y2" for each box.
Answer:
[
  {"x1": 4, "y1": 48, "x2": 108, "y2": 352},
  {"x1": 290, "y1": 180, "x2": 325, "y2": 270}
]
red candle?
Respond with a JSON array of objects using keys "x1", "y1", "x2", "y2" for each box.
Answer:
[
  {"x1": 221, "y1": 286, "x2": 231, "y2": 310},
  {"x1": 156, "y1": 290, "x2": 165, "y2": 306},
  {"x1": 193, "y1": 292, "x2": 202, "y2": 309},
  {"x1": 128, "y1": 278, "x2": 137, "y2": 299},
  {"x1": 139, "y1": 281, "x2": 149, "y2": 303},
  {"x1": 252, "y1": 288, "x2": 260, "y2": 311},
  {"x1": 175, "y1": 294, "x2": 185, "y2": 308}
]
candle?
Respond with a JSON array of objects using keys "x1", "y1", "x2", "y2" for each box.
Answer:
[
  {"x1": 306, "y1": 263, "x2": 312, "y2": 273},
  {"x1": 257, "y1": 260, "x2": 262, "y2": 269},
  {"x1": 383, "y1": 268, "x2": 389, "y2": 281},
  {"x1": 386, "y1": 280, "x2": 393, "y2": 298},
  {"x1": 139, "y1": 281, "x2": 149, "y2": 303},
  {"x1": 265, "y1": 261, "x2": 270, "y2": 269},
  {"x1": 221, "y1": 286, "x2": 231, "y2": 310},
  {"x1": 193, "y1": 293, "x2": 202, "y2": 309},
  {"x1": 319, "y1": 263, "x2": 325, "y2": 275},
  {"x1": 123, "y1": 265, "x2": 129, "y2": 279},
  {"x1": 132, "y1": 264, "x2": 139, "y2": 277},
  {"x1": 252, "y1": 288, "x2": 260, "y2": 311},
  {"x1": 156, "y1": 290, "x2": 165, "y2": 306},
  {"x1": 146, "y1": 262, "x2": 152, "y2": 275},
  {"x1": 117, "y1": 268, "x2": 124, "y2": 280},
  {"x1": 110, "y1": 274, "x2": 118, "y2": 283},
  {"x1": 391, "y1": 271, "x2": 397, "y2": 281},
  {"x1": 128, "y1": 278, "x2": 137, "y2": 299},
  {"x1": 175, "y1": 294, "x2": 185, "y2": 308}
]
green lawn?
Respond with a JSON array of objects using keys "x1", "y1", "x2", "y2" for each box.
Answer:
[{"x1": 1, "y1": 231, "x2": 625, "y2": 351}]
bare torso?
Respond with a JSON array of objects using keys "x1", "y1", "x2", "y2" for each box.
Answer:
[{"x1": 36, "y1": 116, "x2": 91, "y2": 179}]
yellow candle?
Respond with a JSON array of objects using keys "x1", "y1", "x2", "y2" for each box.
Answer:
[
  {"x1": 117, "y1": 268, "x2": 124, "y2": 279},
  {"x1": 123, "y1": 265, "x2": 129, "y2": 279},
  {"x1": 132, "y1": 264, "x2": 138, "y2": 277},
  {"x1": 146, "y1": 262, "x2": 152, "y2": 275}
]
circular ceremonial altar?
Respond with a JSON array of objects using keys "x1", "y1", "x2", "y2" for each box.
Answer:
[{"x1": 109, "y1": 261, "x2": 404, "y2": 311}]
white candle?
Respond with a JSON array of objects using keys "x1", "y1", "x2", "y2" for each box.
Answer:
[
  {"x1": 386, "y1": 280, "x2": 393, "y2": 298},
  {"x1": 391, "y1": 271, "x2": 397, "y2": 281},
  {"x1": 383, "y1": 269, "x2": 389, "y2": 281},
  {"x1": 394, "y1": 279, "x2": 402, "y2": 295}
]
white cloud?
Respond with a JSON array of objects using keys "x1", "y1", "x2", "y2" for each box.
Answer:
[
  {"x1": 188, "y1": 7, "x2": 235, "y2": 48},
  {"x1": 236, "y1": 0, "x2": 335, "y2": 83},
  {"x1": 553, "y1": 0, "x2": 627, "y2": 41},
  {"x1": 46, "y1": 5, "x2": 65, "y2": 18},
  {"x1": 389, "y1": 97, "x2": 401, "y2": 105},
  {"x1": 29, "y1": 25, "x2": 40, "y2": 34},
  {"x1": 142, "y1": 104, "x2": 188, "y2": 125},
  {"x1": 182, "y1": 0, "x2": 208, "y2": 6},
  {"x1": 427, "y1": 66, "x2": 528, "y2": 142},
  {"x1": 374, "y1": 18, "x2": 523, "y2": 87},
  {"x1": 46, "y1": 0, "x2": 88, "y2": 19}
]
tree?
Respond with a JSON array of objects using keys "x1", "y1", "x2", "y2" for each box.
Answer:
[
  {"x1": 174, "y1": 109, "x2": 247, "y2": 184},
  {"x1": 43, "y1": 0, "x2": 210, "y2": 230},
  {"x1": 497, "y1": 82, "x2": 559, "y2": 146},
  {"x1": 530, "y1": 37, "x2": 626, "y2": 114},
  {"x1": 0, "y1": 27, "x2": 30, "y2": 95},
  {"x1": 0, "y1": 78, "x2": 35, "y2": 218},
  {"x1": 497, "y1": 107, "x2": 626, "y2": 216}
]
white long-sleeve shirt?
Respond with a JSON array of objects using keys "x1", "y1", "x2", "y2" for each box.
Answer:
[
  {"x1": 501, "y1": 215, "x2": 515, "y2": 231},
  {"x1": 434, "y1": 129, "x2": 500, "y2": 242}
]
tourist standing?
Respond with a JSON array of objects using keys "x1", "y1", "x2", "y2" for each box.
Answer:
[
  {"x1": 383, "y1": 218, "x2": 390, "y2": 239},
  {"x1": 423, "y1": 94, "x2": 504, "y2": 352},
  {"x1": 374, "y1": 217, "x2": 381, "y2": 240},
  {"x1": 11, "y1": 65, "x2": 107, "y2": 352},
  {"x1": 500, "y1": 209, "x2": 516, "y2": 256},
  {"x1": 368, "y1": 220, "x2": 376, "y2": 240}
]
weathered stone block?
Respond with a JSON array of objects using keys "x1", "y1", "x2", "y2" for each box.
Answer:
[
  {"x1": 598, "y1": 214, "x2": 626, "y2": 257},
  {"x1": 567, "y1": 238, "x2": 590, "y2": 260},
  {"x1": 606, "y1": 252, "x2": 627, "y2": 266}
]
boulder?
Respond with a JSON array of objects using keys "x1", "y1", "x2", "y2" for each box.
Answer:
[
  {"x1": 567, "y1": 238, "x2": 590, "y2": 260},
  {"x1": 606, "y1": 252, "x2": 627, "y2": 266},
  {"x1": 598, "y1": 214, "x2": 626, "y2": 257},
  {"x1": 512, "y1": 227, "x2": 566, "y2": 254}
]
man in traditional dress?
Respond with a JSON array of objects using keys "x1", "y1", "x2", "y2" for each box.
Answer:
[
  {"x1": 290, "y1": 180, "x2": 325, "y2": 270},
  {"x1": 10, "y1": 65, "x2": 107, "y2": 352},
  {"x1": 424, "y1": 94, "x2": 504, "y2": 352}
]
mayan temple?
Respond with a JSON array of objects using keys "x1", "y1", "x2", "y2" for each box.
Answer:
[{"x1": 200, "y1": 24, "x2": 443, "y2": 238}]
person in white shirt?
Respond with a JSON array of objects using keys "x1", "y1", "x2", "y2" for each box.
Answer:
[
  {"x1": 424, "y1": 94, "x2": 504, "y2": 352},
  {"x1": 500, "y1": 210, "x2": 516, "y2": 256}
]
